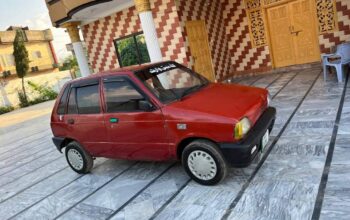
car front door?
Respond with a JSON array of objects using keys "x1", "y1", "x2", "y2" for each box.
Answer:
[{"x1": 101, "y1": 76, "x2": 169, "y2": 161}]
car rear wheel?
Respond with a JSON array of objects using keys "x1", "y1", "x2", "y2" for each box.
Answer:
[
  {"x1": 182, "y1": 140, "x2": 228, "y2": 185},
  {"x1": 65, "y1": 142, "x2": 93, "y2": 174}
]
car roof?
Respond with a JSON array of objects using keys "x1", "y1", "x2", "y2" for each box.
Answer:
[{"x1": 67, "y1": 61, "x2": 176, "y2": 84}]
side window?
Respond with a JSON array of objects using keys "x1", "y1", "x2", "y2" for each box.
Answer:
[
  {"x1": 76, "y1": 84, "x2": 101, "y2": 114},
  {"x1": 104, "y1": 80, "x2": 145, "y2": 113},
  {"x1": 67, "y1": 88, "x2": 78, "y2": 114},
  {"x1": 57, "y1": 86, "x2": 69, "y2": 114}
]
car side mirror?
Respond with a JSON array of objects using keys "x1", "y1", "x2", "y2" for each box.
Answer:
[{"x1": 139, "y1": 100, "x2": 154, "y2": 111}]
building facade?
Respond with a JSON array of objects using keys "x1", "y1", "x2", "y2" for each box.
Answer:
[
  {"x1": 46, "y1": 0, "x2": 350, "y2": 81},
  {"x1": 0, "y1": 27, "x2": 58, "y2": 75}
]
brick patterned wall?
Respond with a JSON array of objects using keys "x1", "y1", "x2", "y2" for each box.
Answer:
[
  {"x1": 82, "y1": 0, "x2": 187, "y2": 73},
  {"x1": 81, "y1": 0, "x2": 350, "y2": 78},
  {"x1": 221, "y1": 0, "x2": 272, "y2": 74},
  {"x1": 319, "y1": 0, "x2": 350, "y2": 54},
  {"x1": 176, "y1": 0, "x2": 232, "y2": 80}
]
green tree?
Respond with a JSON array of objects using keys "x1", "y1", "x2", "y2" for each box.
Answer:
[
  {"x1": 13, "y1": 30, "x2": 30, "y2": 103},
  {"x1": 60, "y1": 55, "x2": 78, "y2": 71},
  {"x1": 118, "y1": 36, "x2": 150, "y2": 67}
]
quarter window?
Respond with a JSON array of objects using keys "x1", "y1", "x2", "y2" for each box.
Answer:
[
  {"x1": 67, "y1": 88, "x2": 78, "y2": 114},
  {"x1": 76, "y1": 85, "x2": 100, "y2": 114},
  {"x1": 104, "y1": 80, "x2": 145, "y2": 113},
  {"x1": 57, "y1": 86, "x2": 69, "y2": 114}
]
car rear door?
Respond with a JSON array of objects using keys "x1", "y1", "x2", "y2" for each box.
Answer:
[
  {"x1": 64, "y1": 78, "x2": 108, "y2": 155},
  {"x1": 101, "y1": 75, "x2": 170, "y2": 161}
]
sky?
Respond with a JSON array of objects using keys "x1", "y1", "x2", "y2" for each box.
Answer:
[{"x1": 0, "y1": 0, "x2": 71, "y2": 62}]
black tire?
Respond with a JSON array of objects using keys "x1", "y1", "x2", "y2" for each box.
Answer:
[
  {"x1": 181, "y1": 140, "x2": 228, "y2": 185},
  {"x1": 65, "y1": 141, "x2": 93, "y2": 174}
]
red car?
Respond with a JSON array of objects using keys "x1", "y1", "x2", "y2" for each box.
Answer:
[{"x1": 51, "y1": 61, "x2": 275, "y2": 185}]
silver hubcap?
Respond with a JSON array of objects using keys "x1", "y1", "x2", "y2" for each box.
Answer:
[
  {"x1": 67, "y1": 149, "x2": 84, "y2": 170},
  {"x1": 187, "y1": 150, "x2": 217, "y2": 181}
]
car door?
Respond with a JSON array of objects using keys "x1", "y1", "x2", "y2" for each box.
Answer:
[
  {"x1": 101, "y1": 76, "x2": 169, "y2": 161},
  {"x1": 64, "y1": 78, "x2": 108, "y2": 155}
]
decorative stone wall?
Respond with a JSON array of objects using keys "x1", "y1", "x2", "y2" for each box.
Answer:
[
  {"x1": 82, "y1": 0, "x2": 187, "y2": 73},
  {"x1": 221, "y1": 0, "x2": 272, "y2": 74},
  {"x1": 81, "y1": 0, "x2": 350, "y2": 78},
  {"x1": 318, "y1": 0, "x2": 350, "y2": 54},
  {"x1": 176, "y1": 0, "x2": 232, "y2": 80}
]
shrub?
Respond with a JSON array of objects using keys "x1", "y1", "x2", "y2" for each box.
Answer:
[
  {"x1": 17, "y1": 91, "x2": 29, "y2": 108},
  {"x1": 27, "y1": 81, "x2": 58, "y2": 105},
  {"x1": 17, "y1": 81, "x2": 58, "y2": 108},
  {"x1": 0, "y1": 106, "x2": 14, "y2": 115},
  {"x1": 2, "y1": 71, "x2": 11, "y2": 78},
  {"x1": 27, "y1": 81, "x2": 58, "y2": 101},
  {"x1": 53, "y1": 63, "x2": 59, "y2": 69}
]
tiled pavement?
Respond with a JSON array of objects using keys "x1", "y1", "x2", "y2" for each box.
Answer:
[{"x1": 0, "y1": 67, "x2": 349, "y2": 220}]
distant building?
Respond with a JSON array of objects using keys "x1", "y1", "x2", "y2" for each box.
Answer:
[{"x1": 0, "y1": 26, "x2": 58, "y2": 75}]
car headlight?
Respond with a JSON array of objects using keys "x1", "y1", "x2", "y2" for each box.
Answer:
[
  {"x1": 234, "y1": 117, "x2": 251, "y2": 140},
  {"x1": 267, "y1": 93, "x2": 271, "y2": 107}
]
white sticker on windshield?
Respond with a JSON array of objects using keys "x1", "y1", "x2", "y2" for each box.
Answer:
[{"x1": 149, "y1": 64, "x2": 176, "y2": 74}]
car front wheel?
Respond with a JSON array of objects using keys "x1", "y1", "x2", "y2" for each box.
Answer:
[
  {"x1": 182, "y1": 140, "x2": 228, "y2": 185},
  {"x1": 65, "y1": 141, "x2": 93, "y2": 174}
]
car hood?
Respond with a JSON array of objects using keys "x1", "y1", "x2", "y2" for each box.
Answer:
[{"x1": 166, "y1": 83, "x2": 268, "y2": 124}]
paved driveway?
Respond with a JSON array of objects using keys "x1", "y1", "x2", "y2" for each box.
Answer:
[{"x1": 0, "y1": 67, "x2": 349, "y2": 220}]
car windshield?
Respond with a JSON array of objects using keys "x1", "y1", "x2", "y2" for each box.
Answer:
[{"x1": 136, "y1": 63, "x2": 209, "y2": 104}]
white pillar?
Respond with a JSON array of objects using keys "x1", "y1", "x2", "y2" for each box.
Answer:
[
  {"x1": 139, "y1": 11, "x2": 163, "y2": 62},
  {"x1": 134, "y1": 0, "x2": 170, "y2": 86},
  {"x1": 63, "y1": 22, "x2": 91, "y2": 78},
  {"x1": 72, "y1": 42, "x2": 90, "y2": 77}
]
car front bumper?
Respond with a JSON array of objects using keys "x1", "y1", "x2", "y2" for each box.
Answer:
[{"x1": 218, "y1": 107, "x2": 276, "y2": 168}]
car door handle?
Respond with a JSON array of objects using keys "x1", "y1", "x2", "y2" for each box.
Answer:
[
  {"x1": 109, "y1": 118, "x2": 119, "y2": 123},
  {"x1": 67, "y1": 118, "x2": 75, "y2": 125}
]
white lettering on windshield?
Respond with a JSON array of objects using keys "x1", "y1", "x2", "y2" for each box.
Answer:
[{"x1": 149, "y1": 64, "x2": 176, "y2": 74}]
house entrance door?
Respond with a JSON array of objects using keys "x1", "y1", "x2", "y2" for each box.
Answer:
[{"x1": 267, "y1": 0, "x2": 320, "y2": 68}]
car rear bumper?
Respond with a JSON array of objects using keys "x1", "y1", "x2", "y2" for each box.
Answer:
[
  {"x1": 218, "y1": 107, "x2": 276, "y2": 168},
  {"x1": 52, "y1": 137, "x2": 64, "y2": 153}
]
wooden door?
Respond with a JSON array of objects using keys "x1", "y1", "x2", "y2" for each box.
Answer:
[
  {"x1": 290, "y1": 0, "x2": 320, "y2": 64},
  {"x1": 267, "y1": 0, "x2": 320, "y2": 68},
  {"x1": 267, "y1": 4, "x2": 296, "y2": 67},
  {"x1": 185, "y1": 20, "x2": 215, "y2": 81}
]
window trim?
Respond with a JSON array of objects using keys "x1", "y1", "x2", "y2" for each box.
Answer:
[
  {"x1": 113, "y1": 32, "x2": 149, "y2": 68},
  {"x1": 102, "y1": 75, "x2": 157, "y2": 113}
]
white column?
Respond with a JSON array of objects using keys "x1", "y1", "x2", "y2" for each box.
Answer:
[
  {"x1": 72, "y1": 42, "x2": 90, "y2": 77},
  {"x1": 63, "y1": 22, "x2": 91, "y2": 78},
  {"x1": 139, "y1": 11, "x2": 163, "y2": 62}
]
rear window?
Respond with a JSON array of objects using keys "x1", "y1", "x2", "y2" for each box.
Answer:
[
  {"x1": 76, "y1": 84, "x2": 101, "y2": 114},
  {"x1": 57, "y1": 85, "x2": 69, "y2": 114}
]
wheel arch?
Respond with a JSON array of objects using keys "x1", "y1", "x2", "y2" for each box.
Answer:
[
  {"x1": 57, "y1": 137, "x2": 76, "y2": 153},
  {"x1": 176, "y1": 137, "x2": 218, "y2": 160}
]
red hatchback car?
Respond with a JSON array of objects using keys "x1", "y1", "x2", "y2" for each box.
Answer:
[{"x1": 51, "y1": 61, "x2": 276, "y2": 185}]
